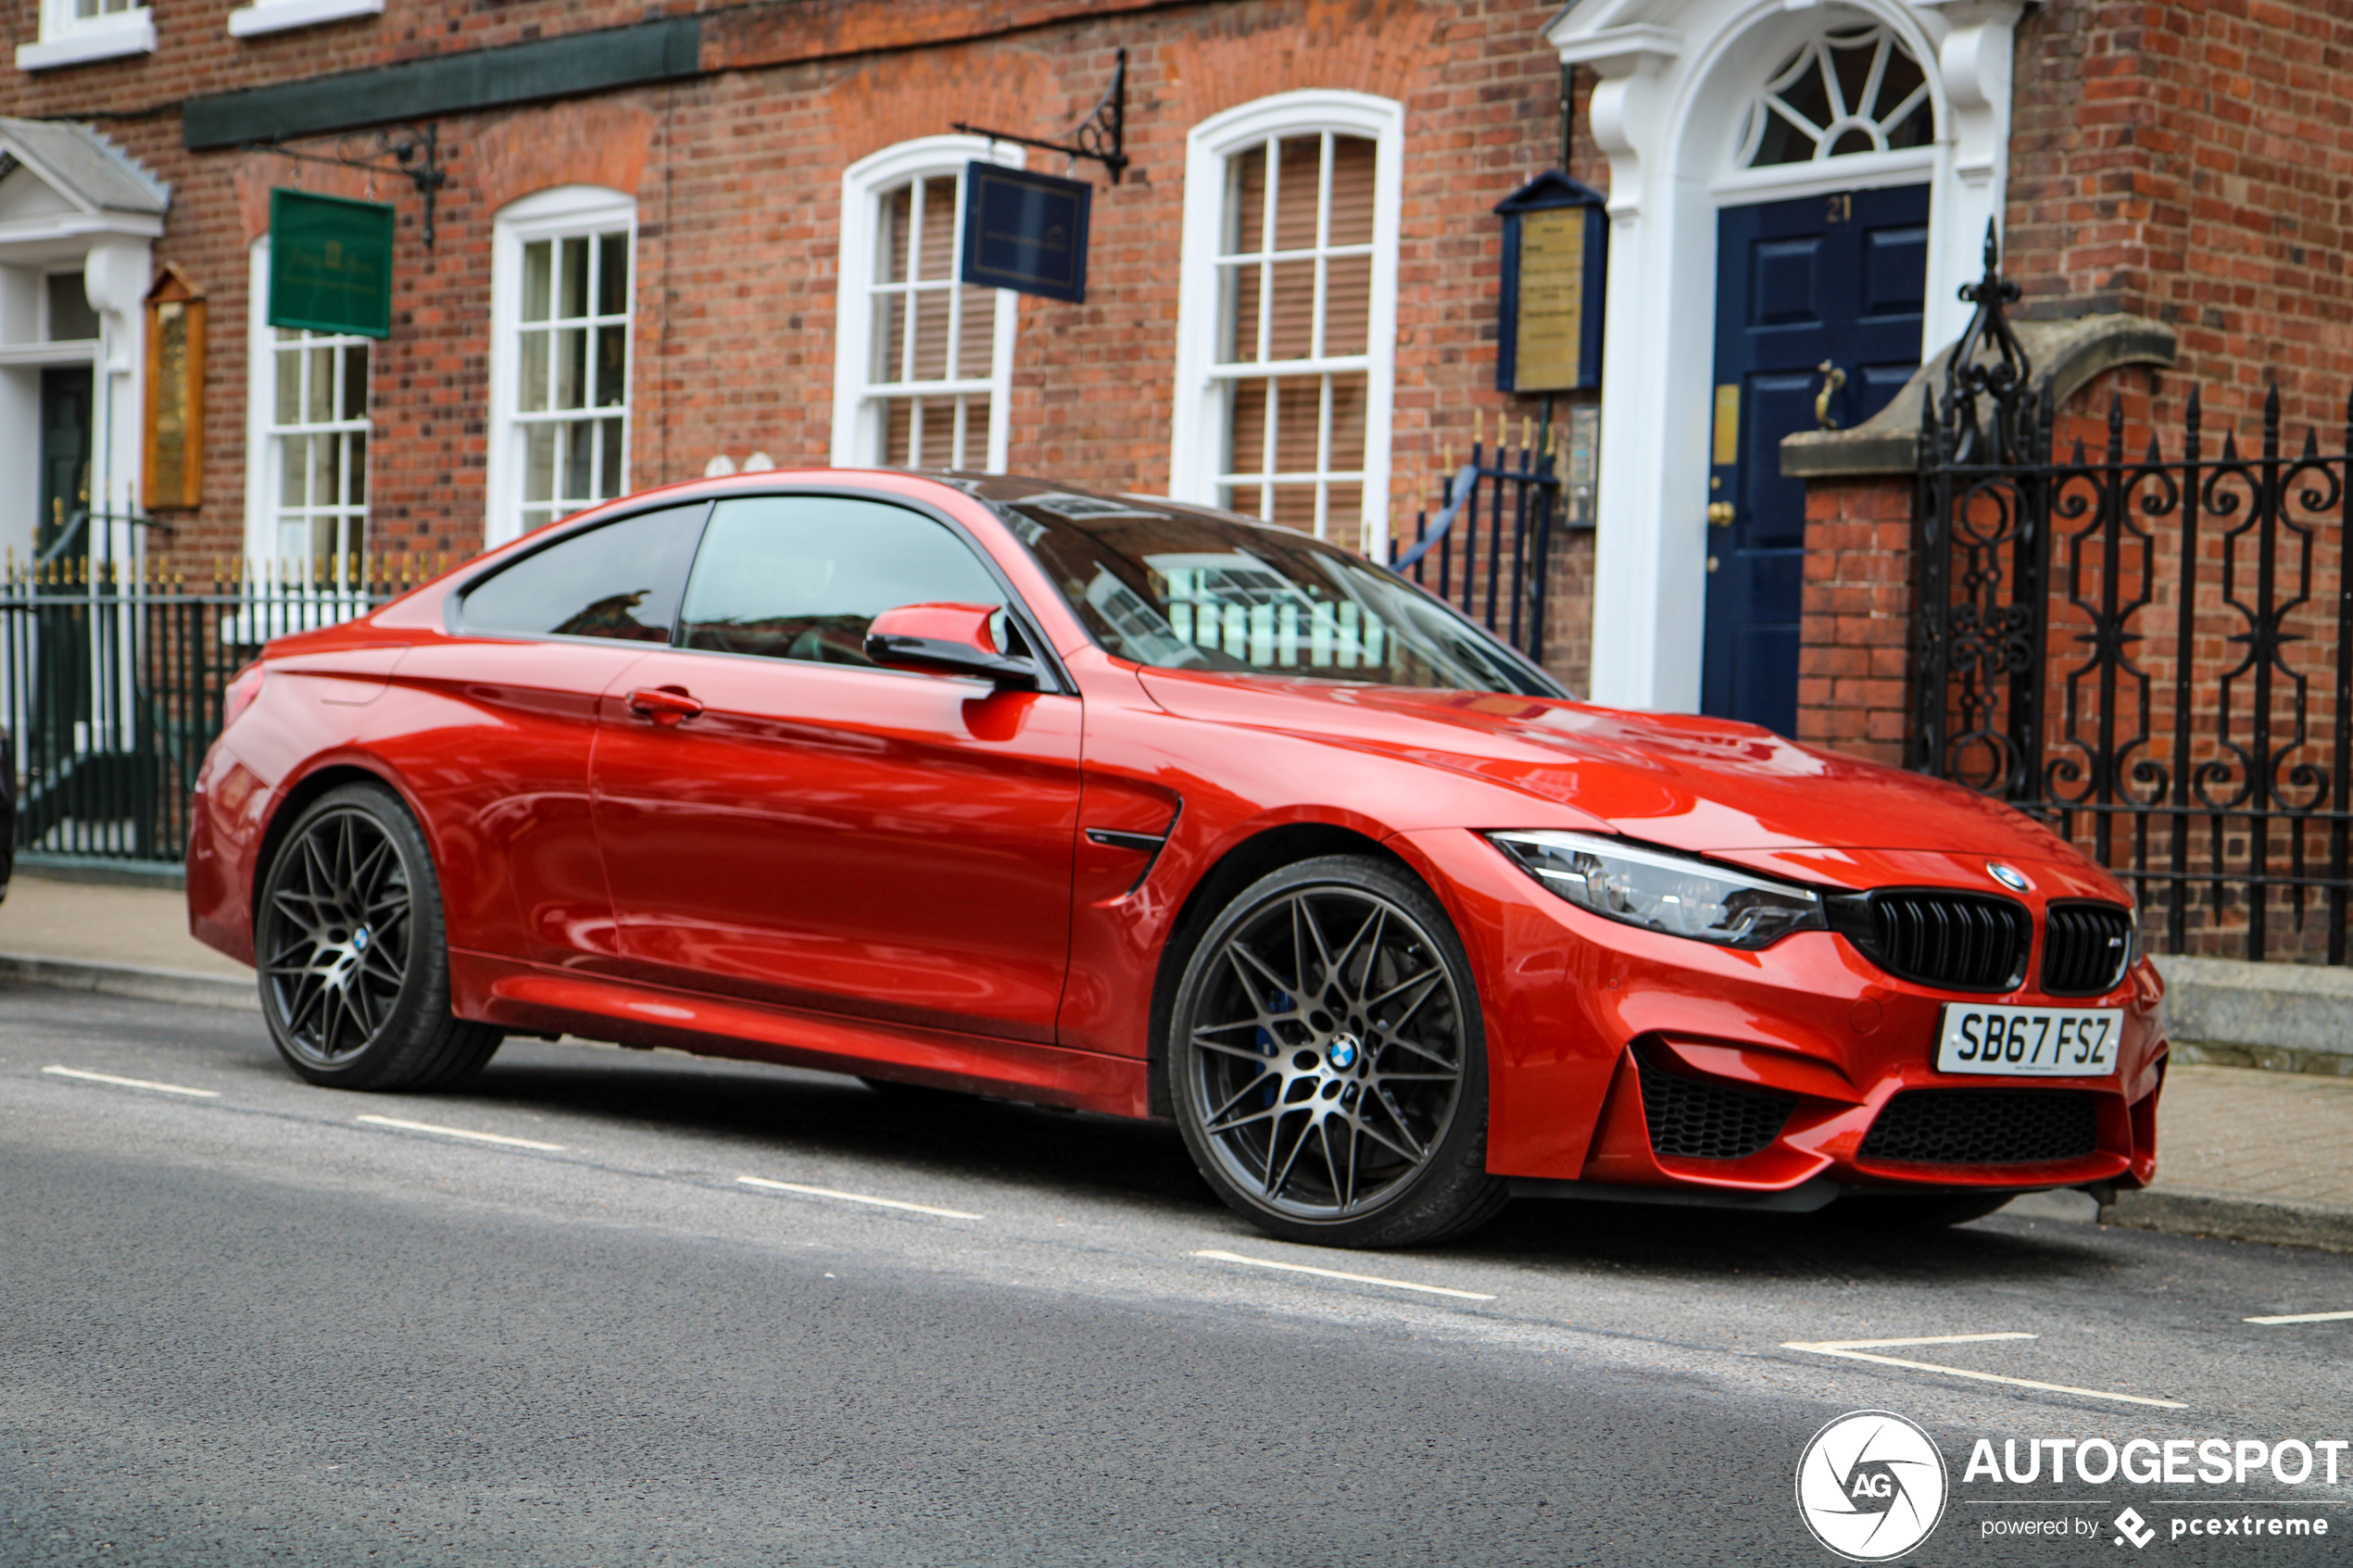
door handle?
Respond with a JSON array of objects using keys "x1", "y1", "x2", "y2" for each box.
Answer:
[
  {"x1": 1814, "y1": 360, "x2": 1847, "y2": 431},
  {"x1": 626, "y1": 686, "x2": 704, "y2": 725},
  {"x1": 1706, "y1": 502, "x2": 1736, "y2": 527}
]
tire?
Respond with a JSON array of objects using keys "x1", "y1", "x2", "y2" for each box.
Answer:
[
  {"x1": 1164, "y1": 854, "x2": 1506, "y2": 1248},
  {"x1": 255, "y1": 781, "x2": 502, "y2": 1091},
  {"x1": 1830, "y1": 1192, "x2": 2015, "y2": 1229}
]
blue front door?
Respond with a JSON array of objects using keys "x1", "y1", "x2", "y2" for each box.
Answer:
[{"x1": 1701, "y1": 183, "x2": 1930, "y2": 735}]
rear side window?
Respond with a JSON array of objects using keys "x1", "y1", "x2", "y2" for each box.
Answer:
[
  {"x1": 459, "y1": 502, "x2": 706, "y2": 643},
  {"x1": 676, "y1": 495, "x2": 1003, "y2": 665}
]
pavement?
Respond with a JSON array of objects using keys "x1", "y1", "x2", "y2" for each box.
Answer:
[
  {"x1": 2, "y1": 869, "x2": 2348, "y2": 1255},
  {"x1": 6, "y1": 984, "x2": 2353, "y2": 1566}
]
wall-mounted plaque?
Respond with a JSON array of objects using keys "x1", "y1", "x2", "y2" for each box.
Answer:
[
  {"x1": 1495, "y1": 171, "x2": 1608, "y2": 395},
  {"x1": 144, "y1": 264, "x2": 207, "y2": 511},
  {"x1": 959, "y1": 162, "x2": 1090, "y2": 304}
]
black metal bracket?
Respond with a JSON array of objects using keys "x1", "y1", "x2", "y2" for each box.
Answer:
[
  {"x1": 245, "y1": 122, "x2": 450, "y2": 250},
  {"x1": 955, "y1": 49, "x2": 1128, "y2": 184}
]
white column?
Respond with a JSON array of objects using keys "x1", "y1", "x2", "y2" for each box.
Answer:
[
  {"x1": 1919, "y1": 0, "x2": 2025, "y2": 349},
  {"x1": 1557, "y1": 26, "x2": 1697, "y2": 712}
]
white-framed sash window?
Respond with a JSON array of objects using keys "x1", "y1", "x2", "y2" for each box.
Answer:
[
  {"x1": 245, "y1": 238, "x2": 372, "y2": 578},
  {"x1": 831, "y1": 136, "x2": 1021, "y2": 473},
  {"x1": 16, "y1": 0, "x2": 156, "y2": 69},
  {"x1": 1171, "y1": 92, "x2": 1403, "y2": 558},
  {"x1": 486, "y1": 186, "x2": 636, "y2": 545}
]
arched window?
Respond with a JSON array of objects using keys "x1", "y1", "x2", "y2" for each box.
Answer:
[
  {"x1": 244, "y1": 236, "x2": 373, "y2": 575},
  {"x1": 831, "y1": 136, "x2": 1022, "y2": 473},
  {"x1": 1738, "y1": 24, "x2": 1932, "y2": 168},
  {"x1": 485, "y1": 185, "x2": 636, "y2": 544},
  {"x1": 1170, "y1": 91, "x2": 1403, "y2": 558}
]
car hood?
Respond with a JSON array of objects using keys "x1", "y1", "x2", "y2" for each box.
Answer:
[{"x1": 1138, "y1": 671, "x2": 2085, "y2": 866}]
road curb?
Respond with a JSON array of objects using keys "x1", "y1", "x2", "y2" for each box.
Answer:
[
  {"x1": 0, "y1": 952, "x2": 257, "y2": 1011},
  {"x1": 2101, "y1": 1187, "x2": 2353, "y2": 1256}
]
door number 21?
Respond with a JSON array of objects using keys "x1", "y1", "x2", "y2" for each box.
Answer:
[{"x1": 1826, "y1": 194, "x2": 1853, "y2": 223}]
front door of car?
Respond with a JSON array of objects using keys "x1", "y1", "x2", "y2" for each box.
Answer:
[
  {"x1": 590, "y1": 492, "x2": 1082, "y2": 1043},
  {"x1": 1702, "y1": 183, "x2": 1929, "y2": 735}
]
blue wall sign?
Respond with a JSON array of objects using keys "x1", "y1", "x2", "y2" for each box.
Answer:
[{"x1": 960, "y1": 162, "x2": 1090, "y2": 304}]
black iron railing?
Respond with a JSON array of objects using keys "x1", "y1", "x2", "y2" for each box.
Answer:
[
  {"x1": 1395, "y1": 417, "x2": 1564, "y2": 663},
  {"x1": 1917, "y1": 228, "x2": 2353, "y2": 962},
  {"x1": 0, "y1": 558, "x2": 418, "y2": 871}
]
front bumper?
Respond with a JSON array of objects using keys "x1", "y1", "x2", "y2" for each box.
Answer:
[{"x1": 1391, "y1": 829, "x2": 2166, "y2": 1197}]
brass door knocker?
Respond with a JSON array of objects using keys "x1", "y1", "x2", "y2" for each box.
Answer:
[{"x1": 1814, "y1": 361, "x2": 1847, "y2": 431}]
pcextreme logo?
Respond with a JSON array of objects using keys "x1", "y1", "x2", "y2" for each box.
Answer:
[{"x1": 1796, "y1": 1410, "x2": 1949, "y2": 1562}]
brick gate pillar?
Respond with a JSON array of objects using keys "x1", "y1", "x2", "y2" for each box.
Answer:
[{"x1": 1778, "y1": 313, "x2": 2177, "y2": 766}]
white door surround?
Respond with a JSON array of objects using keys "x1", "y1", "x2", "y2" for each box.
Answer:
[
  {"x1": 0, "y1": 118, "x2": 170, "y2": 571},
  {"x1": 1545, "y1": 0, "x2": 2024, "y2": 713}
]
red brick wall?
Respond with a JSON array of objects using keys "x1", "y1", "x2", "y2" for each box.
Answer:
[
  {"x1": 1793, "y1": 476, "x2": 1913, "y2": 766},
  {"x1": 1, "y1": 0, "x2": 1603, "y2": 686},
  {"x1": 2005, "y1": 0, "x2": 2353, "y2": 437}
]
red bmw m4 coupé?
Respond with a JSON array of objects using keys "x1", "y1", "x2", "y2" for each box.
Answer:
[{"x1": 187, "y1": 470, "x2": 2164, "y2": 1247}]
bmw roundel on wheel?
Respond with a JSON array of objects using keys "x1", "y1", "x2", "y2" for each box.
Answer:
[{"x1": 185, "y1": 470, "x2": 2165, "y2": 1248}]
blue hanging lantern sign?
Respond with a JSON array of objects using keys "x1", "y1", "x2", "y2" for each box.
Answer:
[
  {"x1": 960, "y1": 162, "x2": 1092, "y2": 304},
  {"x1": 1494, "y1": 171, "x2": 1607, "y2": 394}
]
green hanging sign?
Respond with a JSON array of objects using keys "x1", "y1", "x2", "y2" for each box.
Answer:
[{"x1": 268, "y1": 188, "x2": 395, "y2": 339}]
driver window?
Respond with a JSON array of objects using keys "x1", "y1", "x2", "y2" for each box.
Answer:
[{"x1": 677, "y1": 494, "x2": 1005, "y2": 665}]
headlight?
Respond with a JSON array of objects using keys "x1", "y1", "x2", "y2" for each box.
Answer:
[{"x1": 1486, "y1": 830, "x2": 1827, "y2": 950}]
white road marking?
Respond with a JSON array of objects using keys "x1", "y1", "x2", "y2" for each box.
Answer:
[
  {"x1": 1193, "y1": 1248, "x2": 1498, "y2": 1301},
  {"x1": 736, "y1": 1175, "x2": 983, "y2": 1221},
  {"x1": 1799, "y1": 1333, "x2": 2039, "y2": 1349},
  {"x1": 2245, "y1": 1309, "x2": 2353, "y2": 1325},
  {"x1": 42, "y1": 1064, "x2": 219, "y2": 1098},
  {"x1": 355, "y1": 1114, "x2": 565, "y2": 1151},
  {"x1": 1783, "y1": 1332, "x2": 2186, "y2": 1410}
]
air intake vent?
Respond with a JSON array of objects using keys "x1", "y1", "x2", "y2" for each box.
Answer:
[
  {"x1": 1860, "y1": 1089, "x2": 2100, "y2": 1166},
  {"x1": 2043, "y1": 902, "x2": 2133, "y2": 996},
  {"x1": 1637, "y1": 1053, "x2": 1793, "y2": 1161},
  {"x1": 1840, "y1": 891, "x2": 2032, "y2": 992}
]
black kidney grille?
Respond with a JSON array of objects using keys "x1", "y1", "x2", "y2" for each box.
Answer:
[
  {"x1": 1864, "y1": 892, "x2": 2031, "y2": 991},
  {"x1": 1860, "y1": 1089, "x2": 2100, "y2": 1166},
  {"x1": 2043, "y1": 902, "x2": 2133, "y2": 996},
  {"x1": 1638, "y1": 1056, "x2": 1793, "y2": 1161}
]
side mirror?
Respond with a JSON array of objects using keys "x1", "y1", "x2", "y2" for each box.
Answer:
[{"x1": 864, "y1": 602, "x2": 1040, "y2": 690}]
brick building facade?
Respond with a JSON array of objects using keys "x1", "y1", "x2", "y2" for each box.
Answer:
[
  {"x1": 0, "y1": 0, "x2": 1608, "y2": 683},
  {"x1": 0, "y1": 0, "x2": 2345, "y2": 734}
]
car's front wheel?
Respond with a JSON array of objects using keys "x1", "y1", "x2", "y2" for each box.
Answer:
[
  {"x1": 256, "y1": 781, "x2": 501, "y2": 1091},
  {"x1": 1166, "y1": 855, "x2": 1505, "y2": 1248}
]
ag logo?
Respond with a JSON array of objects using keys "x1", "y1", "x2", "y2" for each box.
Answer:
[{"x1": 1795, "y1": 1410, "x2": 1948, "y2": 1562}]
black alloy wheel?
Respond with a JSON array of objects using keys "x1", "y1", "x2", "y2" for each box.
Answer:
[
  {"x1": 256, "y1": 781, "x2": 501, "y2": 1090},
  {"x1": 1167, "y1": 855, "x2": 1505, "y2": 1248}
]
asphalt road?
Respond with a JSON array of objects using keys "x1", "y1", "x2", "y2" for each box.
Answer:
[{"x1": 4, "y1": 984, "x2": 2349, "y2": 1567}]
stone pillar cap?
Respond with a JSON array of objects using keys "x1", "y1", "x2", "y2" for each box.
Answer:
[{"x1": 1780, "y1": 313, "x2": 2178, "y2": 479}]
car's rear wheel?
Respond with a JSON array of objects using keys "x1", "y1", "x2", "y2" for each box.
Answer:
[
  {"x1": 256, "y1": 781, "x2": 501, "y2": 1091},
  {"x1": 1166, "y1": 855, "x2": 1505, "y2": 1248}
]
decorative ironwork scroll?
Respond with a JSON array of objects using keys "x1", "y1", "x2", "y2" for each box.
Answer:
[
  {"x1": 955, "y1": 48, "x2": 1130, "y2": 184},
  {"x1": 1916, "y1": 226, "x2": 2353, "y2": 962}
]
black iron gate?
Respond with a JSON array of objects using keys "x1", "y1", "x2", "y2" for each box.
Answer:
[
  {"x1": 2, "y1": 557, "x2": 396, "y2": 872},
  {"x1": 1916, "y1": 232, "x2": 2353, "y2": 962},
  {"x1": 1394, "y1": 416, "x2": 1565, "y2": 664}
]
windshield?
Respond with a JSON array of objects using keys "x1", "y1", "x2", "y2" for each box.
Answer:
[{"x1": 964, "y1": 481, "x2": 1567, "y2": 697}]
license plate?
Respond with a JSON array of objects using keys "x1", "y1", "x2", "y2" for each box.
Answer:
[{"x1": 1935, "y1": 1005, "x2": 2122, "y2": 1076}]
